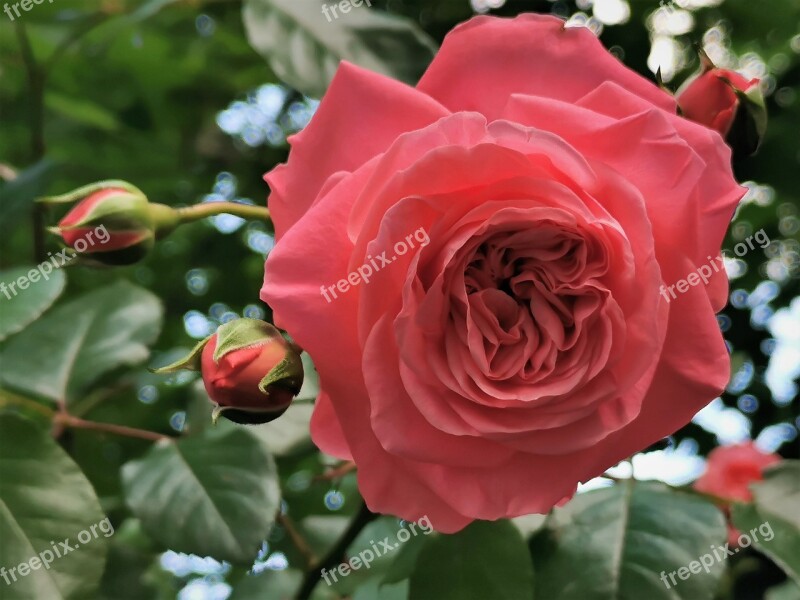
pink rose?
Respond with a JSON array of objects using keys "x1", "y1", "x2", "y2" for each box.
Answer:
[
  {"x1": 694, "y1": 443, "x2": 781, "y2": 502},
  {"x1": 261, "y1": 15, "x2": 744, "y2": 532},
  {"x1": 678, "y1": 68, "x2": 759, "y2": 136}
]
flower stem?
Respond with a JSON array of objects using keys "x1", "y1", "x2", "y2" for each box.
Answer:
[
  {"x1": 297, "y1": 502, "x2": 377, "y2": 600},
  {"x1": 276, "y1": 512, "x2": 318, "y2": 568},
  {"x1": 56, "y1": 413, "x2": 171, "y2": 443},
  {"x1": 175, "y1": 202, "x2": 270, "y2": 223}
]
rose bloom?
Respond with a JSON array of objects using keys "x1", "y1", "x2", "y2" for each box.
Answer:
[
  {"x1": 261, "y1": 15, "x2": 744, "y2": 531},
  {"x1": 694, "y1": 443, "x2": 781, "y2": 502},
  {"x1": 678, "y1": 68, "x2": 759, "y2": 137}
]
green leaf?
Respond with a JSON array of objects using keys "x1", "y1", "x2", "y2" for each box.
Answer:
[
  {"x1": 729, "y1": 461, "x2": 800, "y2": 585},
  {"x1": 0, "y1": 414, "x2": 110, "y2": 600},
  {"x1": 242, "y1": 0, "x2": 437, "y2": 98},
  {"x1": 330, "y1": 516, "x2": 422, "y2": 595},
  {"x1": 0, "y1": 281, "x2": 162, "y2": 403},
  {"x1": 409, "y1": 520, "x2": 534, "y2": 600},
  {"x1": 767, "y1": 580, "x2": 800, "y2": 600},
  {"x1": 121, "y1": 427, "x2": 281, "y2": 564},
  {"x1": 0, "y1": 266, "x2": 66, "y2": 342},
  {"x1": 228, "y1": 567, "x2": 338, "y2": 600},
  {"x1": 97, "y1": 520, "x2": 162, "y2": 600},
  {"x1": 44, "y1": 92, "x2": 120, "y2": 132},
  {"x1": 298, "y1": 514, "x2": 350, "y2": 557},
  {"x1": 530, "y1": 482, "x2": 727, "y2": 600},
  {"x1": 731, "y1": 460, "x2": 800, "y2": 584},
  {"x1": 250, "y1": 402, "x2": 314, "y2": 456},
  {"x1": 357, "y1": 579, "x2": 408, "y2": 600},
  {"x1": 731, "y1": 503, "x2": 800, "y2": 585},
  {"x1": 228, "y1": 569, "x2": 303, "y2": 600},
  {"x1": 752, "y1": 462, "x2": 800, "y2": 530},
  {"x1": 381, "y1": 530, "x2": 426, "y2": 585}
]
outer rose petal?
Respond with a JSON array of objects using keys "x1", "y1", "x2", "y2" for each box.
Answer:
[
  {"x1": 310, "y1": 391, "x2": 352, "y2": 460},
  {"x1": 266, "y1": 62, "x2": 449, "y2": 240},
  {"x1": 418, "y1": 14, "x2": 674, "y2": 120},
  {"x1": 577, "y1": 255, "x2": 732, "y2": 481}
]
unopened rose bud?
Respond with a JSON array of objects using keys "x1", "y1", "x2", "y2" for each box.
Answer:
[
  {"x1": 152, "y1": 318, "x2": 304, "y2": 425},
  {"x1": 39, "y1": 180, "x2": 179, "y2": 266},
  {"x1": 678, "y1": 67, "x2": 767, "y2": 157}
]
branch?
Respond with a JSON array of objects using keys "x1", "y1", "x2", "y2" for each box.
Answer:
[
  {"x1": 14, "y1": 22, "x2": 47, "y2": 262},
  {"x1": 312, "y1": 461, "x2": 357, "y2": 483},
  {"x1": 277, "y1": 513, "x2": 318, "y2": 569},
  {"x1": 296, "y1": 502, "x2": 377, "y2": 600},
  {"x1": 55, "y1": 413, "x2": 171, "y2": 443}
]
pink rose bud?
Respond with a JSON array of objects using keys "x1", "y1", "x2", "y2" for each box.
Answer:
[
  {"x1": 693, "y1": 442, "x2": 781, "y2": 502},
  {"x1": 678, "y1": 68, "x2": 767, "y2": 156},
  {"x1": 152, "y1": 318, "x2": 304, "y2": 425},
  {"x1": 39, "y1": 180, "x2": 179, "y2": 265}
]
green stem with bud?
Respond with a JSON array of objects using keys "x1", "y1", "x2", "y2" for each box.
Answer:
[{"x1": 174, "y1": 202, "x2": 270, "y2": 223}]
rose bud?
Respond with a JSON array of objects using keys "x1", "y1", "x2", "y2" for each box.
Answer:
[
  {"x1": 152, "y1": 318, "x2": 304, "y2": 425},
  {"x1": 693, "y1": 443, "x2": 780, "y2": 547},
  {"x1": 678, "y1": 67, "x2": 766, "y2": 157},
  {"x1": 39, "y1": 180, "x2": 179, "y2": 266},
  {"x1": 693, "y1": 442, "x2": 781, "y2": 502}
]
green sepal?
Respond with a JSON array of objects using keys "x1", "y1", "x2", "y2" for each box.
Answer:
[
  {"x1": 212, "y1": 318, "x2": 283, "y2": 363},
  {"x1": 697, "y1": 45, "x2": 715, "y2": 73},
  {"x1": 258, "y1": 350, "x2": 304, "y2": 396},
  {"x1": 37, "y1": 180, "x2": 144, "y2": 204},
  {"x1": 150, "y1": 335, "x2": 212, "y2": 374},
  {"x1": 57, "y1": 192, "x2": 151, "y2": 230}
]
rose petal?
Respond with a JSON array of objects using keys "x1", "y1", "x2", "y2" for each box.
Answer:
[
  {"x1": 266, "y1": 62, "x2": 449, "y2": 240},
  {"x1": 418, "y1": 14, "x2": 673, "y2": 120}
]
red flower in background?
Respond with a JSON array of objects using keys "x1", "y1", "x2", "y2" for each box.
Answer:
[{"x1": 694, "y1": 442, "x2": 781, "y2": 502}]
